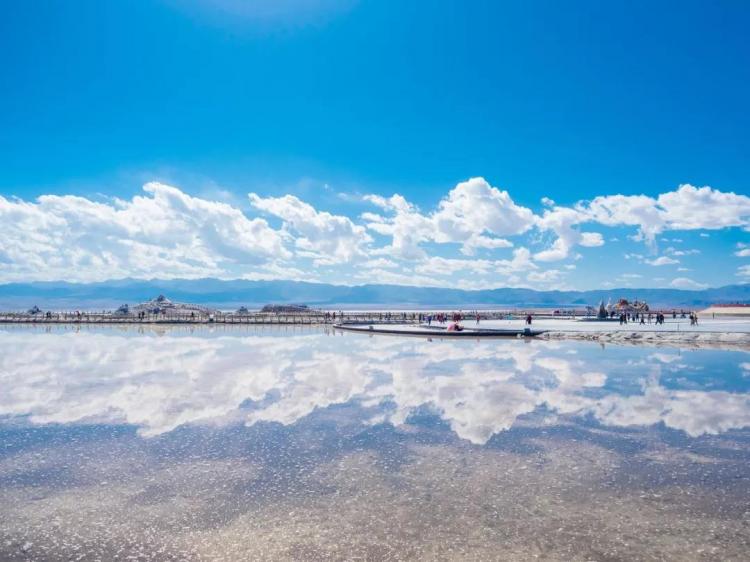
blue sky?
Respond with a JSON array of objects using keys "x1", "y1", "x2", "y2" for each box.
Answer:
[{"x1": 1, "y1": 0, "x2": 749, "y2": 290}]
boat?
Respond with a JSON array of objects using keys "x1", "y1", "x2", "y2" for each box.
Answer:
[{"x1": 333, "y1": 323, "x2": 545, "y2": 338}]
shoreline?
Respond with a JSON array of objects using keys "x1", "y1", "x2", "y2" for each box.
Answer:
[
  {"x1": 542, "y1": 329, "x2": 750, "y2": 350},
  {"x1": 2, "y1": 320, "x2": 750, "y2": 350}
]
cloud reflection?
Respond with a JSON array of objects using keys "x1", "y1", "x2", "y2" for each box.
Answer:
[{"x1": 1, "y1": 329, "x2": 749, "y2": 443}]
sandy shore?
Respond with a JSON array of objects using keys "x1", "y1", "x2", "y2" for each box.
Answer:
[{"x1": 479, "y1": 318, "x2": 750, "y2": 349}]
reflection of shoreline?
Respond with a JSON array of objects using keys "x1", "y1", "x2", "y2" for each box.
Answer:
[
  {"x1": 0, "y1": 322, "x2": 326, "y2": 338},
  {"x1": 543, "y1": 330, "x2": 750, "y2": 351}
]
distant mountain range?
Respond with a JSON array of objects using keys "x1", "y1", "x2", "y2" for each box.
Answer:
[{"x1": 0, "y1": 279, "x2": 749, "y2": 310}]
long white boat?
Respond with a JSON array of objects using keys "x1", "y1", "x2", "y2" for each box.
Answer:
[{"x1": 333, "y1": 323, "x2": 546, "y2": 338}]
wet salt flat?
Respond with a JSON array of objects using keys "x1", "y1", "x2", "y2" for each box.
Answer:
[
  {"x1": 1, "y1": 325, "x2": 750, "y2": 561},
  {"x1": 481, "y1": 316, "x2": 750, "y2": 333}
]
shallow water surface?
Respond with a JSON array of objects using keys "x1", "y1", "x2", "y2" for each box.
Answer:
[{"x1": 1, "y1": 325, "x2": 749, "y2": 561}]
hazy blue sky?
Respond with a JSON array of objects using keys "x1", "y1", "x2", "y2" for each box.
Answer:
[{"x1": 1, "y1": 0, "x2": 749, "y2": 290}]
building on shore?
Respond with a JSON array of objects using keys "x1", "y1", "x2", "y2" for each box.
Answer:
[
  {"x1": 609, "y1": 298, "x2": 649, "y2": 314},
  {"x1": 131, "y1": 295, "x2": 216, "y2": 315}
]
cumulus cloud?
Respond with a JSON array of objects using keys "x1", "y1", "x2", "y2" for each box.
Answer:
[
  {"x1": 583, "y1": 184, "x2": 750, "y2": 242},
  {"x1": 353, "y1": 246, "x2": 550, "y2": 290},
  {"x1": 735, "y1": 243, "x2": 750, "y2": 257},
  {"x1": 364, "y1": 177, "x2": 531, "y2": 258},
  {"x1": 414, "y1": 256, "x2": 493, "y2": 277},
  {"x1": 533, "y1": 206, "x2": 605, "y2": 261},
  {"x1": 2, "y1": 177, "x2": 747, "y2": 288},
  {"x1": 670, "y1": 277, "x2": 709, "y2": 290},
  {"x1": 527, "y1": 268, "x2": 565, "y2": 285},
  {"x1": 249, "y1": 193, "x2": 371, "y2": 263},
  {"x1": 432, "y1": 177, "x2": 533, "y2": 247},
  {"x1": 580, "y1": 232, "x2": 605, "y2": 247},
  {"x1": 0, "y1": 182, "x2": 290, "y2": 282},
  {"x1": 646, "y1": 256, "x2": 680, "y2": 266},
  {"x1": 362, "y1": 195, "x2": 432, "y2": 260},
  {"x1": 531, "y1": 183, "x2": 750, "y2": 260}
]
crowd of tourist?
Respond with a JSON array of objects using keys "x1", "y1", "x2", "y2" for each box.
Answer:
[{"x1": 616, "y1": 310, "x2": 699, "y2": 326}]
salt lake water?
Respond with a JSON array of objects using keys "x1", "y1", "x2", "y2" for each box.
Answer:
[{"x1": 1, "y1": 325, "x2": 749, "y2": 560}]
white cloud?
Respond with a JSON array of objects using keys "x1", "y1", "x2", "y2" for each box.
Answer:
[
  {"x1": 580, "y1": 232, "x2": 605, "y2": 247},
  {"x1": 495, "y1": 247, "x2": 538, "y2": 275},
  {"x1": 0, "y1": 182, "x2": 290, "y2": 282},
  {"x1": 249, "y1": 193, "x2": 371, "y2": 263},
  {"x1": 658, "y1": 184, "x2": 750, "y2": 230},
  {"x1": 533, "y1": 237, "x2": 571, "y2": 262},
  {"x1": 534, "y1": 206, "x2": 591, "y2": 261},
  {"x1": 668, "y1": 248, "x2": 700, "y2": 256},
  {"x1": 360, "y1": 211, "x2": 385, "y2": 223},
  {"x1": 459, "y1": 234, "x2": 514, "y2": 255},
  {"x1": 433, "y1": 177, "x2": 534, "y2": 240},
  {"x1": 414, "y1": 256, "x2": 493, "y2": 277},
  {"x1": 361, "y1": 258, "x2": 399, "y2": 269},
  {"x1": 646, "y1": 256, "x2": 680, "y2": 266},
  {"x1": 362, "y1": 196, "x2": 432, "y2": 260},
  {"x1": 582, "y1": 184, "x2": 750, "y2": 243},
  {"x1": 527, "y1": 268, "x2": 564, "y2": 285},
  {"x1": 585, "y1": 193, "x2": 666, "y2": 242},
  {"x1": 2, "y1": 177, "x2": 748, "y2": 288},
  {"x1": 364, "y1": 177, "x2": 532, "y2": 258},
  {"x1": 670, "y1": 277, "x2": 709, "y2": 290},
  {"x1": 363, "y1": 193, "x2": 414, "y2": 214}
]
